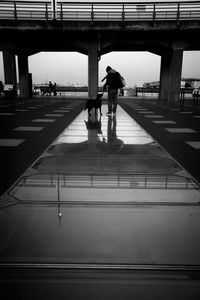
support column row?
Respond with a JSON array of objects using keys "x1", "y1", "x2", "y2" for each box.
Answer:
[
  {"x1": 3, "y1": 50, "x2": 31, "y2": 101},
  {"x1": 3, "y1": 45, "x2": 100, "y2": 102}
]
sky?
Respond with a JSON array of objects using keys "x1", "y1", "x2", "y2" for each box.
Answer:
[
  {"x1": 0, "y1": 0, "x2": 200, "y2": 87},
  {"x1": 1, "y1": 50, "x2": 200, "y2": 88}
]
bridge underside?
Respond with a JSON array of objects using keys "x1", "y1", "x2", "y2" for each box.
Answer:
[
  {"x1": 1, "y1": 20, "x2": 200, "y2": 54},
  {"x1": 0, "y1": 19, "x2": 200, "y2": 102}
]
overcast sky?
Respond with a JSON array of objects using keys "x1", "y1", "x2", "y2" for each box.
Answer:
[
  {"x1": 1, "y1": 49, "x2": 200, "y2": 87},
  {"x1": 0, "y1": 0, "x2": 200, "y2": 87}
]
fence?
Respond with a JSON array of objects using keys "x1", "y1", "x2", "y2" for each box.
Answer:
[{"x1": 0, "y1": 1, "x2": 200, "y2": 23}]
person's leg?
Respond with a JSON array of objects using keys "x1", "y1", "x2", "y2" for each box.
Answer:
[
  {"x1": 107, "y1": 90, "x2": 113, "y2": 114},
  {"x1": 112, "y1": 89, "x2": 118, "y2": 113}
]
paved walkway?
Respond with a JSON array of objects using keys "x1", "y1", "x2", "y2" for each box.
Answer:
[
  {"x1": 120, "y1": 97, "x2": 200, "y2": 185},
  {"x1": 0, "y1": 97, "x2": 85, "y2": 196},
  {"x1": 0, "y1": 96, "x2": 200, "y2": 197},
  {"x1": 1, "y1": 96, "x2": 200, "y2": 298}
]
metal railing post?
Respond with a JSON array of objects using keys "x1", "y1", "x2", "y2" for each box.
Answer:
[
  {"x1": 45, "y1": 2, "x2": 48, "y2": 21},
  {"x1": 57, "y1": 174, "x2": 60, "y2": 202},
  {"x1": 60, "y1": 2, "x2": 63, "y2": 21},
  {"x1": 177, "y1": 2, "x2": 180, "y2": 26},
  {"x1": 91, "y1": 3, "x2": 94, "y2": 23},
  {"x1": 122, "y1": 3, "x2": 125, "y2": 22},
  {"x1": 14, "y1": 1, "x2": 17, "y2": 21},
  {"x1": 153, "y1": 3, "x2": 156, "y2": 24},
  {"x1": 53, "y1": 0, "x2": 56, "y2": 20}
]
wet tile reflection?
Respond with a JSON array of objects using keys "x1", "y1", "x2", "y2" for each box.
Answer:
[
  {"x1": 1, "y1": 102, "x2": 200, "y2": 269},
  {"x1": 5, "y1": 104, "x2": 200, "y2": 205}
]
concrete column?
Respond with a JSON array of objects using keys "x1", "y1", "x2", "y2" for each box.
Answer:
[
  {"x1": 159, "y1": 48, "x2": 183, "y2": 105},
  {"x1": 159, "y1": 52, "x2": 170, "y2": 105},
  {"x1": 88, "y1": 41, "x2": 98, "y2": 99},
  {"x1": 3, "y1": 50, "x2": 17, "y2": 89},
  {"x1": 168, "y1": 48, "x2": 183, "y2": 105},
  {"x1": 18, "y1": 54, "x2": 29, "y2": 100}
]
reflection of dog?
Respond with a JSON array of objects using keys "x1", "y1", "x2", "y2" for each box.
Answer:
[{"x1": 84, "y1": 93, "x2": 103, "y2": 115}]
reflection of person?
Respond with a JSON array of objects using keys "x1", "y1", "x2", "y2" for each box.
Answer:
[
  {"x1": 103, "y1": 66, "x2": 122, "y2": 115},
  {"x1": 106, "y1": 115, "x2": 124, "y2": 152}
]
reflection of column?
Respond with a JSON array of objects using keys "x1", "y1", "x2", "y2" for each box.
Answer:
[
  {"x1": 88, "y1": 41, "x2": 98, "y2": 100},
  {"x1": 86, "y1": 115, "x2": 100, "y2": 154}
]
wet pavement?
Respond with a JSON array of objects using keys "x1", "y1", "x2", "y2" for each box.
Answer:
[
  {"x1": 0, "y1": 99, "x2": 200, "y2": 298},
  {"x1": 1, "y1": 103, "x2": 200, "y2": 262}
]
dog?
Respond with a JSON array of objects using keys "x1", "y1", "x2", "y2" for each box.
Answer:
[{"x1": 84, "y1": 93, "x2": 103, "y2": 115}]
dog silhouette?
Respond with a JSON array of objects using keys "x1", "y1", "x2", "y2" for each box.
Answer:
[{"x1": 84, "y1": 93, "x2": 103, "y2": 115}]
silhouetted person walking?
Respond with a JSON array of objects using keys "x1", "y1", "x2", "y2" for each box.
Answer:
[
  {"x1": 103, "y1": 66, "x2": 124, "y2": 115},
  {"x1": 48, "y1": 81, "x2": 53, "y2": 95}
]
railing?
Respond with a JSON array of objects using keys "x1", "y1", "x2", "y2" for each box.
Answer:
[
  {"x1": 33, "y1": 85, "x2": 194, "y2": 94},
  {"x1": 0, "y1": 1, "x2": 52, "y2": 21},
  {"x1": 11, "y1": 172, "x2": 199, "y2": 191},
  {"x1": 0, "y1": 1, "x2": 200, "y2": 23}
]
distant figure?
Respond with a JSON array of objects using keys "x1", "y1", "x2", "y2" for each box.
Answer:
[
  {"x1": 0, "y1": 81, "x2": 4, "y2": 96},
  {"x1": 119, "y1": 88, "x2": 124, "y2": 96},
  {"x1": 53, "y1": 82, "x2": 57, "y2": 96},
  {"x1": 48, "y1": 81, "x2": 53, "y2": 95},
  {"x1": 103, "y1": 66, "x2": 124, "y2": 115},
  {"x1": 192, "y1": 81, "x2": 200, "y2": 98},
  {"x1": 192, "y1": 81, "x2": 200, "y2": 114}
]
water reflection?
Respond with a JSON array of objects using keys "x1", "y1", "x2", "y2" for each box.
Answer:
[
  {"x1": 100, "y1": 115, "x2": 124, "y2": 153},
  {"x1": 84, "y1": 113, "x2": 102, "y2": 154},
  {"x1": 3, "y1": 105, "x2": 200, "y2": 205},
  {"x1": 2, "y1": 101, "x2": 200, "y2": 277},
  {"x1": 57, "y1": 107, "x2": 153, "y2": 145}
]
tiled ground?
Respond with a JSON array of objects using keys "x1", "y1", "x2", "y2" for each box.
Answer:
[
  {"x1": 0, "y1": 97, "x2": 85, "y2": 196},
  {"x1": 121, "y1": 98, "x2": 200, "y2": 184},
  {"x1": 1, "y1": 96, "x2": 200, "y2": 297}
]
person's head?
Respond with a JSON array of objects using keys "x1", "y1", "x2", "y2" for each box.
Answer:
[{"x1": 106, "y1": 66, "x2": 112, "y2": 73}]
